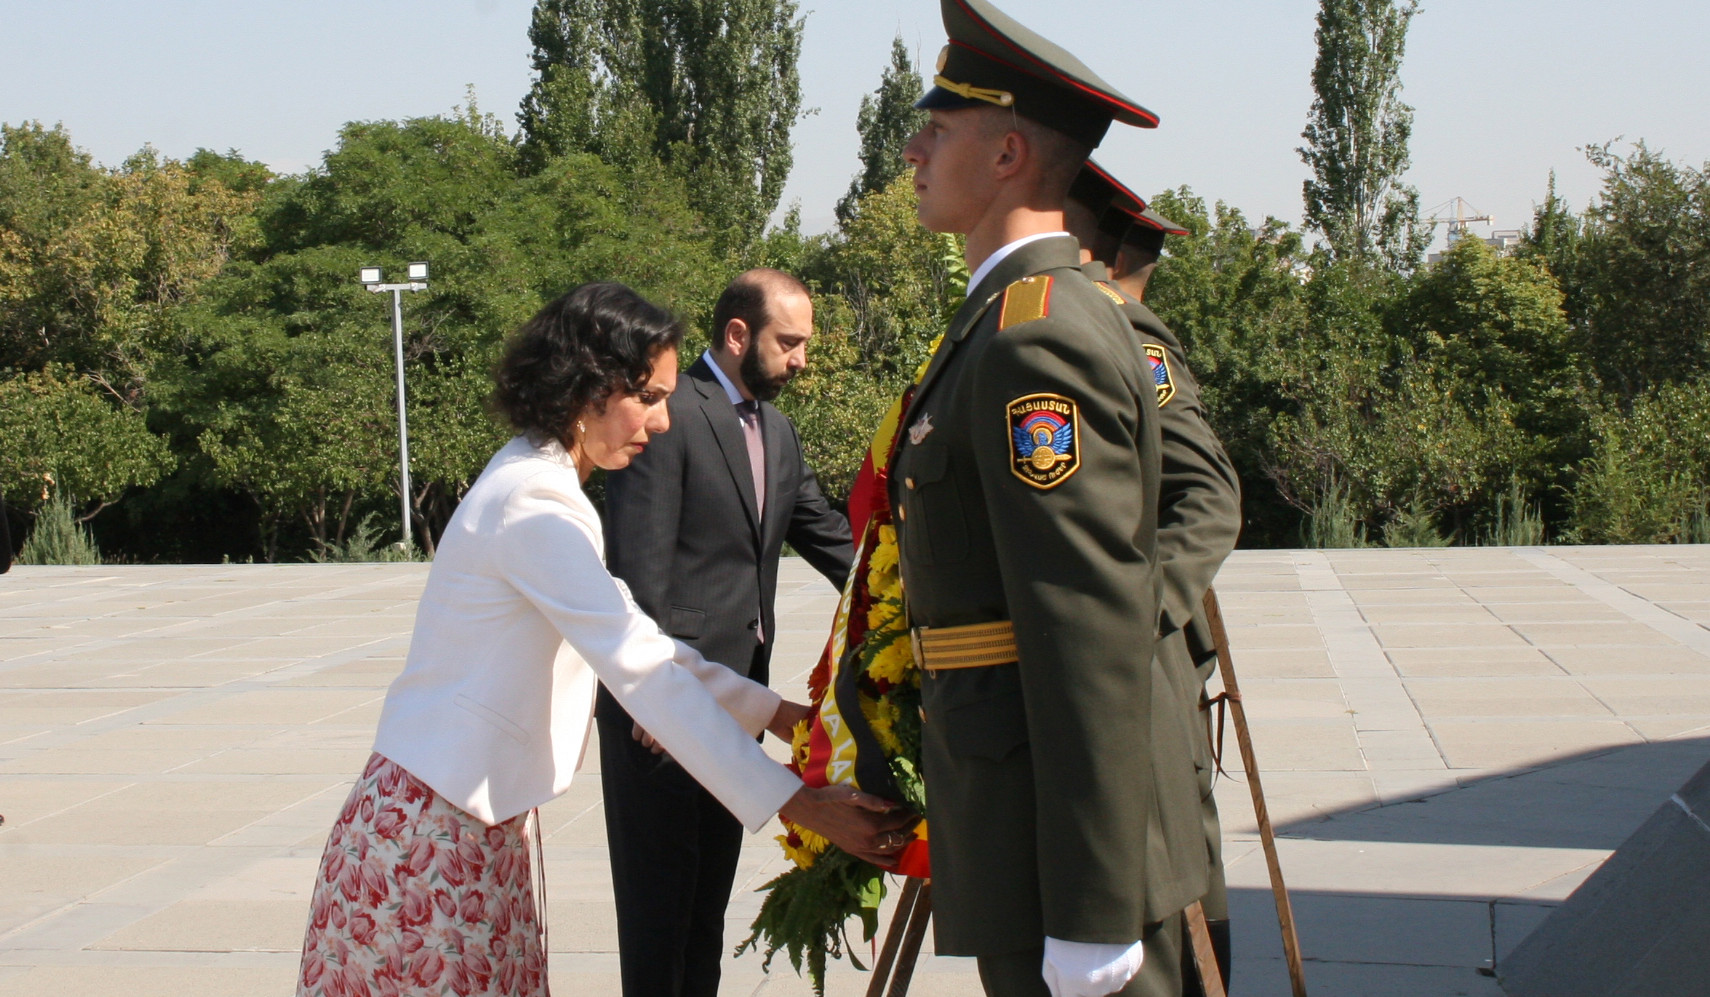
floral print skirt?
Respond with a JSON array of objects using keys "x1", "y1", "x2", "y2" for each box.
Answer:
[{"x1": 297, "y1": 753, "x2": 547, "y2": 997}]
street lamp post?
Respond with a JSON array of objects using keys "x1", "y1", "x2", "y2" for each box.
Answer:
[{"x1": 359, "y1": 263, "x2": 430, "y2": 552}]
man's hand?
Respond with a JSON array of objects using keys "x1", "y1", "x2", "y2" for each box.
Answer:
[
  {"x1": 778, "y1": 784, "x2": 918, "y2": 867},
  {"x1": 767, "y1": 699, "x2": 813, "y2": 742}
]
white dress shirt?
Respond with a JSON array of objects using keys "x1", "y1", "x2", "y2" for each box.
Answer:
[
  {"x1": 372, "y1": 434, "x2": 800, "y2": 830},
  {"x1": 700, "y1": 348, "x2": 746, "y2": 405},
  {"x1": 966, "y1": 230, "x2": 1071, "y2": 296}
]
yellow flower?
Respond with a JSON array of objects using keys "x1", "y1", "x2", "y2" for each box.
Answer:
[
  {"x1": 859, "y1": 693, "x2": 905, "y2": 756},
  {"x1": 776, "y1": 833, "x2": 817, "y2": 870},
  {"x1": 790, "y1": 718, "x2": 813, "y2": 769},
  {"x1": 866, "y1": 636, "x2": 915, "y2": 687},
  {"x1": 797, "y1": 825, "x2": 831, "y2": 854}
]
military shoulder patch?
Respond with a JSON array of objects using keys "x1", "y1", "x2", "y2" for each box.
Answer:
[
  {"x1": 1144, "y1": 343, "x2": 1177, "y2": 407},
  {"x1": 1094, "y1": 281, "x2": 1126, "y2": 305},
  {"x1": 998, "y1": 275, "x2": 1053, "y2": 330},
  {"x1": 1006, "y1": 393, "x2": 1080, "y2": 489}
]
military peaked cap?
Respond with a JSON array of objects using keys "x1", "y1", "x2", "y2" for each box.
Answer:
[
  {"x1": 1069, "y1": 160, "x2": 1150, "y2": 239},
  {"x1": 917, "y1": 0, "x2": 1156, "y2": 148},
  {"x1": 1123, "y1": 205, "x2": 1191, "y2": 255}
]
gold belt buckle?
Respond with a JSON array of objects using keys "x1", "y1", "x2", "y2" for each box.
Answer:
[{"x1": 910, "y1": 625, "x2": 928, "y2": 673}]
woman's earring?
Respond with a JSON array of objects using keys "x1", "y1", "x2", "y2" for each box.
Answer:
[{"x1": 576, "y1": 420, "x2": 586, "y2": 436}]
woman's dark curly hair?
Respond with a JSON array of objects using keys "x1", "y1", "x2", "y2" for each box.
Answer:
[{"x1": 493, "y1": 282, "x2": 685, "y2": 443}]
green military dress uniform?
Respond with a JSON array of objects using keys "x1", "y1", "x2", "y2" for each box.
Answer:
[
  {"x1": 891, "y1": 236, "x2": 1201, "y2": 997},
  {"x1": 1084, "y1": 260, "x2": 1243, "y2": 936}
]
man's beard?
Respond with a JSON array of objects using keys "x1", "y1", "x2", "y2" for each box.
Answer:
[{"x1": 740, "y1": 344, "x2": 794, "y2": 402}]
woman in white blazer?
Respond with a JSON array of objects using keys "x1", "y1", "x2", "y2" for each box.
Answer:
[{"x1": 296, "y1": 284, "x2": 911, "y2": 997}]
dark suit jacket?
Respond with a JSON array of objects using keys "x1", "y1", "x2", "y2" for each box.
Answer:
[{"x1": 603, "y1": 356, "x2": 852, "y2": 685}]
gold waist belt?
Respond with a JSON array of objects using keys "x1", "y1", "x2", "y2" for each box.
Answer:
[{"x1": 911, "y1": 620, "x2": 1018, "y2": 672}]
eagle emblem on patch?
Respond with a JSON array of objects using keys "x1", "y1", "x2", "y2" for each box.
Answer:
[
  {"x1": 1144, "y1": 343, "x2": 1176, "y2": 406},
  {"x1": 1007, "y1": 393, "x2": 1080, "y2": 489}
]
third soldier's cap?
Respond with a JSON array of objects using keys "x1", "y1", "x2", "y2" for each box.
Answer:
[
  {"x1": 1069, "y1": 160, "x2": 1149, "y2": 240},
  {"x1": 1123, "y1": 206, "x2": 1191, "y2": 255},
  {"x1": 917, "y1": 0, "x2": 1156, "y2": 148}
]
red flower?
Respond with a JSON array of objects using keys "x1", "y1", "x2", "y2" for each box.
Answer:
[
  {"x1": 322, "y1": 848, "x2": 347, "y2": 886},
  {"x1": 456, "y1": 837, "x2": 487, "y2": 878},
  {"x1": 438, "y1": 850, "x2": 470, "y2": 887},
  {"x1": 485, "y1": 826, "x2": 508, "y2": 849},
  {"x1": 301, "y1": 955, "x2": 325, "y2": 990},
  {"x1": 380, "y1": 941, "x2": 407, "y2": 979},
  {"x1": 457, "y1": 889, "x2": 486, "y2": 924},
  {"x1": 360, "y1": 860, "x2": 390, "y2": 907},
  {"x1": 489, "y1": 895, "x2": 513, "y2": 937},
  {"x1": 359, "y1": 797, "x2": 376, "y2": 823},
  {"x1": 340, "y1": 964, "x2": 372, "y2": 997},
  {"x1": 433, "y1": 889, "x2": 457, "y2": 918},
  {"x1": 337, "y1": 866, "x2": 362, "y2": 902},
  {"x1": 398, "y1": 890, "x2": 434, "y2": 927},
  {"x1": 495, "y1": 959, "x2": 520, "y2": 994},
  {"x1": 328, "y1": 901, "x2": 347, "y2": 930},
  {"x1": 399, "y1": 838, "x2": 435, "y2": 878},
  {"x1": 348, "y1": 911, "x2": 378, "y2": 946},
  {"x1": 399, "y1": 928, "x2": 426, "y2": 954},
  {"x1": 462, "y1": 949, "x2": 494, "y2": 991},
  {"x1": 409, "y1": 947, "x2": 446, "y2": 988},
  {"x1": 374, "y1": 807, "x2": 408, "y2": 840}
]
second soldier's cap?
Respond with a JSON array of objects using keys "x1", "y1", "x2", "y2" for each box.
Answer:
[
  {"x1": 917, "y1": 0, "x2": 1156, "y2": 148},
  {"x1": 1069, "y1": 160, "x2": 1149, "y2": 239},
  {"x1": 1123, "y1": 206, "x2": 1190, "y2": 255}
]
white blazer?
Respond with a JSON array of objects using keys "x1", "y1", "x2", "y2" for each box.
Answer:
[{"x1": 373, "y1": 435, "x2": 801, "y2": 830}]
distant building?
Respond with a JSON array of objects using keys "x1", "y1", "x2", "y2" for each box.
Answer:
[{"x1": 1427, "y1": 228, "x2": 1525, "y2": 265}]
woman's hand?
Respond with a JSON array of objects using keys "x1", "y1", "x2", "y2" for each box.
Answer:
[
  {"x1": 778, "y1": 784, "x2": 919, "y2": 867},
  {"x1": 631, "y1": 721, "x2": 667, "y2": 755},
  {"x1": 766, "y1": 699, "x2": 813, "y2": 742}
]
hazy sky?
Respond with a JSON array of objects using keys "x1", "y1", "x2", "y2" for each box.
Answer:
[{"x1": 5, "y1": 1, "x2": 1707, "y2": 252}]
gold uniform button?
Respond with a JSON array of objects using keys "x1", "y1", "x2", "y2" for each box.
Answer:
[
  {"x1": 905, "y1": 477, "x2": 916, "y2": 489},
  {"x1": 898, "y1": 506, "x2": 907, "y2": 521},
  {"x1": 919, "y1": 706, "x2": 927, "y2": 723}
]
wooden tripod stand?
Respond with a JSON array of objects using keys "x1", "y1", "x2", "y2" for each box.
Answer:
[{"x1": 861, "y1": 587, "x2": 1307, "y2": 996}]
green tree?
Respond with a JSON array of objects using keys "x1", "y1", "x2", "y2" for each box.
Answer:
[
  {"x1": 1298, "y1": 0, "x2": 1426, "y2": 271},
  {"x1": 835, "y1": 36, "x2": 926, "y2": 226},
  {"x1": 1556, "y1": 143, "x2": 1710, "y2": 403},
  {"x1": 1141, "y1": 187, "x2": 1310, "y2": 544},
  {"x1": 1571, "y1": 377, "x2": 1710, "y2": 543},
  {"x1": 0, "y1": 127, "x2": 261, "y2": 404},
  {"x1": 814, "y1": 176, "x2": 961, "y2": 377},
  {"x1": 0, "y1": 366, "x2": 173, "y2": 519},
  {"x1": 517, "y1": 0, "x2": 804, "y2": 246}
]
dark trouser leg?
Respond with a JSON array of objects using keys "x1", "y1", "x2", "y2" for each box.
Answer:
[
  {"x1": 680, "y1": 784, "x2": 743, "y2": 997},
  {"x1": 599, "y1": 691, "x2": 740, "y2": 997},
  {"x1": 976, "y1": 914, "x2": 1185, "y2": 997}
]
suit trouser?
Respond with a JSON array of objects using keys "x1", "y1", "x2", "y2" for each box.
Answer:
[
  {"x1": 597, "y1": 685, "x2": 748, "y2": 997},
  {"x1": 975, "y1": 912, "x2": 1184, "y2": 997}
]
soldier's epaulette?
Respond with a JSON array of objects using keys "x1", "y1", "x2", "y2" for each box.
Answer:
[
  {"x1": 998, "y1": 274, "x2": 1053, "y2": 330},
  {"x1": 1093, "y1": 280, "x2": 1127, "y2": 306}
]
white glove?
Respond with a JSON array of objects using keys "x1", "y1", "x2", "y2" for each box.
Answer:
[{"x1": 1040, "y1": 936, "x2": 1145, "y2": 997}]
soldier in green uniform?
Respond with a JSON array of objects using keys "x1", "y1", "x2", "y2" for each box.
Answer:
[
  {"x1": 1064, "y1": 163, "x2": 1242, "y2": 996},
  {"x1": 892, "y1": 2, "x2": 1202, "y2": 995}
]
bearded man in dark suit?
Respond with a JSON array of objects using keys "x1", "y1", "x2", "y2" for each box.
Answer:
[{"x1": 595, "y1": 267, "x2": 853, "y2": 997}]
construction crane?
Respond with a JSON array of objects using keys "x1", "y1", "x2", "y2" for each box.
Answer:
[{"x1": 1424, "y1": 197, "x2": 1493, "y2": 246}]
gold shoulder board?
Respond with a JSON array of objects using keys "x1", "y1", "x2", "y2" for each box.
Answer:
[{"x1": 998, "y1": 275, "x2": 1053, "y2": 330}]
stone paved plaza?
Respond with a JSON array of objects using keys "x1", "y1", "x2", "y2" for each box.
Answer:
[{"x1": 3, "y1": 545, "x2": 1710, "y2": 996}]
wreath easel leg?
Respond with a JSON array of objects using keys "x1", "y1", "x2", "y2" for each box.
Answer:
[{"x1": 866, "y1": 878, "x2": 933, "y2": 997}]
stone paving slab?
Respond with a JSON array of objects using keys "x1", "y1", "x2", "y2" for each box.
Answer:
[{"x1": 3, "y1": 546, "x2": 1710, "y2": 995}]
